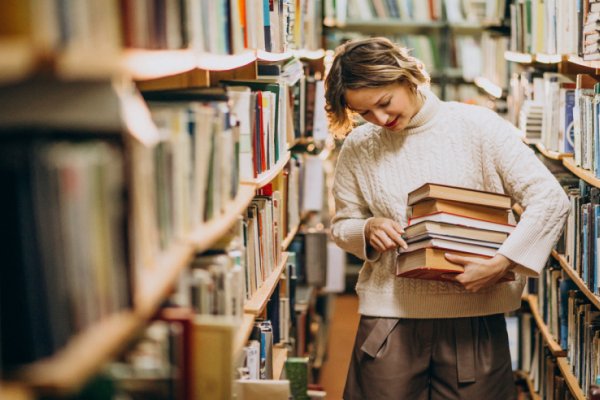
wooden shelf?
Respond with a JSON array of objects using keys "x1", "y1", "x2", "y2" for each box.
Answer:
[
  {"x1": 552, "y1": 250, "x2": 600, "y2": 310},
  {"x1": 282, "y1": 223, "x2": 300, "y2": 251},
  {"x1": 534, "y1": 143, "x2": 571, "y2": 160},
  {"x1": 504, "y1": 51, "x2": 564, "y2": 65},
  {"x1": 556, "y1": 358, "x2": 586, "y2": 400},
  {"x1": 124, "y1": 49, "x2": 198, "y2": 80},
  {"x1": 526, "y1": 294, "x2": 566, "y2": 356},
  {"x1": 234, "y1": 313, "x2": 258, "y2": 359},
  {"x1": 188, "y1": 182, "x2": 257, "y2": 249},
  {"x1": 329, "y1": 20, "x2": 445, "y2": 33},
  {"x1": 244, "y1": 252, "x2": 289, "y2": 315},
  {"x1": 247, "y1": 152, "x2": 291, "y2": 189},
  {"x1": 12, "y1": 182, "x2": 258, "y2": 395},
  {"x1": 567, "y1": 55, "x2": 600, "y2": 73},
  {"x1": 273, "y1": 346, "x2": 288, "y2": 380},
  {"x1": 17, "y1": 311, "x2": 142, "y2": 395},
  {"x1": 504, "y1": 50, "x2": 534, "y2": 64},
  {"x1": 562, "y1": 156, "x2": 600, "y2": 189},
  {"x1": 293, "y1": 49, "x2": 326, "y2": 60},
  {"x1": 256, "y1": 50, "x2": 294, "y2": 62},
  {"x1": 0, "y1": 383, "x2": 33, "y2": 400},
  {"x1": 197, "y1": 50, "x2": 257, "y2": 71},
  {"x1": 535, "y1": 53, "x2": 564, "y2": 64},
  {"x1": 136, "y1": 242, "x2": 195, "y2": 316},
  {"x1": 514, "y1": 370, "x2": 541, "y2": 400}
]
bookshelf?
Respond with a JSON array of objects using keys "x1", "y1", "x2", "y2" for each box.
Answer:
[
  {"x1": 551, "y1": 250, "x2": 600, "y2": 311},
  {"x1": 282, "y1": 223, "x2": 301, "y2": 251},
  {"x1": 272, "y1": 346, "x2": 288, "y2": 380},
  {"x1": 135, "y1": 242, "x2": 196, "y2": 317},
  {"x1": 251, "y1": 152, "x2": 293, "y2": 189},
  {"x1": 323, "y1": 1, "x2": 502, "y2": 102},
  {"x1": 0, "y1": 1, "x2": 327, "y2": 398},
  {"x1": 562, "y1": 157, "x2": 600, "y2": 189},
  {"x1": 534, "y1": 143, "x2": 571, "y2": 161},
  {"x1": 16, "y1": 312, "x2": 140, "y2": 394},
  {"x1": 329, "y1": 20, "x2": 446, "y2": 33},
  {"x1": 526, "y1": 295, "x2": 566, "y2": 356},
  {"x1": 556, "y1": 358, "x2": 587, "y2": 400},
  {"x1": 244, "y1": 252, "x2": 290, "y2": 315},
  {"x1": 234, "y1": 314, "x2": 258, "y2": 359},
  {"x1": 514, "y1": 370, "x2": 541, "y2": 400},
  {"x1": 188, "y1": 183, "x2": 258, "y2": 248}
]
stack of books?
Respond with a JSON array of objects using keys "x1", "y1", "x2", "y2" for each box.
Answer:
[{"x1": 396, "y1": 183, "x2": 516, "y2": 282}]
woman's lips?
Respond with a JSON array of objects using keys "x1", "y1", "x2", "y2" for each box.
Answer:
[{"x1": 384, "y1": 116, "x2": 399, "y2": 128}]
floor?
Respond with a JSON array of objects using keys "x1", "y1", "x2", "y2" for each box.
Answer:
[{"x1": 318, "y1": 294, "x2": 360, "y2": 400}]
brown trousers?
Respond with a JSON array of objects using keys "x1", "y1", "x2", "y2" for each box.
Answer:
[{"x1": 343, "y1": 314, "x2": 517, "y2": 400}]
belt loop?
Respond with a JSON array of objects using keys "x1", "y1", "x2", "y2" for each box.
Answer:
[
  {"x1": 455, "y1": 318, "x2": 476, "y2": 383},
  {"x1": 360, "y1": 318, "x2": 399, "y2": 358}
]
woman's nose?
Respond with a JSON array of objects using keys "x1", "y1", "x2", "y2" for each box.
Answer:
[{"x1": 373, "y1": 110, "x2": 388, "y2": 125}]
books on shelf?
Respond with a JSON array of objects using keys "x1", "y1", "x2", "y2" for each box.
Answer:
[{"x1": 0, "y1": 139, "x2": 131, "y2": 371}]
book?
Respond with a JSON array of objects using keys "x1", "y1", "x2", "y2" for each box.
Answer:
[
  {"x1": 408, "y1": 212, "x2": 516, "y2": 234},
  {"x1": 403, "y1": 220, "x2": 509, "y2": 243},
  {"x1": 398, "y1": 237, "x2": 499, "y2": 257},
  {"x1": 396, "y1": 247, "x2": 516, "y2": 282},
  {"x1": 409, "y1": 198, "x2": 510, "y2": 224},
  {"x1": 407, "y1": 183, "x2": 512, "y2": 209}
]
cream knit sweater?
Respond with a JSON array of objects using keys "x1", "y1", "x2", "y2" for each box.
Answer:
[{"x1": 331, "y1": 88, "x2": 570, "y2": 318}]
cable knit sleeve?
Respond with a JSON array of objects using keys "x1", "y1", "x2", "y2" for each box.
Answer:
[
  {"x1": 482, "y1": 112, "x2": 570, "y2": 277},
  {"x1": 330, "y1": 139, "x2": 380, "y2": 262}
]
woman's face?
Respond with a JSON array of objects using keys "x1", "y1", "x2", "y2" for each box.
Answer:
[{"x1": 345, "y1": 83, "x2": 421, "y2": 131}]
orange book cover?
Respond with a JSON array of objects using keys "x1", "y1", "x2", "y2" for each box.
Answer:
[{"x1": 396, "y1": 247, "x2": 515, "y2": 283}]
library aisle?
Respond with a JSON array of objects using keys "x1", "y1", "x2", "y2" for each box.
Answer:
[{"x1": 318, "y1": 295, "x2": 360, "y2": 400}]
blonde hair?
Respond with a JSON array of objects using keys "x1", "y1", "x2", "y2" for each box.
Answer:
[{"x1": 325, "y1": 37, "x2": 430, "y2": 138}]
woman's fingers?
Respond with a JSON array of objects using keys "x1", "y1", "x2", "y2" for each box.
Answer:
[
  {"x1": 383, "y1": 225, "x2": 407, "y2": 249},
  {"x1": 370, "y1": 237, "x2": 386, "y2": 253}
]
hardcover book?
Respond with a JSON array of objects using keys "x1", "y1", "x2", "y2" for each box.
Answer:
[
  {"x1": 396, "y1": 247, "x2": 515, "y2": 282},
  {"x1": 407, "y1": 183, "x2": 512, "y2": 209}
]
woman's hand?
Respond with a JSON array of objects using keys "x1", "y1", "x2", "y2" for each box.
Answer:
[
  {"x1": 443, "y1": 253, "x2": 514, "y2": 292},
  {"x1": 364, "y1": 217, "x2": 408, "y2": 253}
]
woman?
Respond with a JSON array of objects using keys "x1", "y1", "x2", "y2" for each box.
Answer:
[{"x1": 326, "y1": 37, "x2": 570, "y2": 399}]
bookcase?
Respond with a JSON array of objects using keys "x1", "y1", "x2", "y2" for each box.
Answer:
[
  {"x1": 470, "y1": 1, "x2": 600, "y2": 398},
  {"x1": 323, "y1": 0, "x2": 510, "y2": 103},
  {"x1": 0, "y1": 1, "x2": 335, "y2": 399}
]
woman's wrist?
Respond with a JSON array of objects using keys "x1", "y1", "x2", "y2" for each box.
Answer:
[{"x1": 490, "y1": 254, "x2": 514, "y2": 273}]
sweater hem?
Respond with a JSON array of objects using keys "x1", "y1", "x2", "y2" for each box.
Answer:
[{"x1": 355, "y1": 283, "x2": 524, "y2": 319}]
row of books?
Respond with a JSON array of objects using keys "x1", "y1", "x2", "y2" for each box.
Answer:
[
  {"x1": 102, "y1": 247, "x2": 315, "y2": 399},
  {"x1": 0, "y1": 139, "x2": 131, "y2": 371},
  {"x1": 325, "y1": 0, "x2": 507, "y2": 24},
  {"x1": 0, "y1": 0, "x2": 323, "y2": 56},
  {"x1": 480, "y1": 31, "x2": 510, "y2": 91},
  {"x1": 326, "y1": 30, "x2": 487, "y2": 78},
  {"x1": 525, "y1": 260, "x2": 600, "y2": 397},
  {"x1": 562, "y1": 181, "x2": 600, "y2": 295},
  {"x1": 518, "y1": 318, "x2": 576, "y2": 399},
  {"x1": 508, "y1": 0, "x2": 600, "y2": 60}
]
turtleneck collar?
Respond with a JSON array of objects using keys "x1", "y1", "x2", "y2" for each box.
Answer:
[{"x1": 385, "y1": 86, "x2": 442, "y2": 135}]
